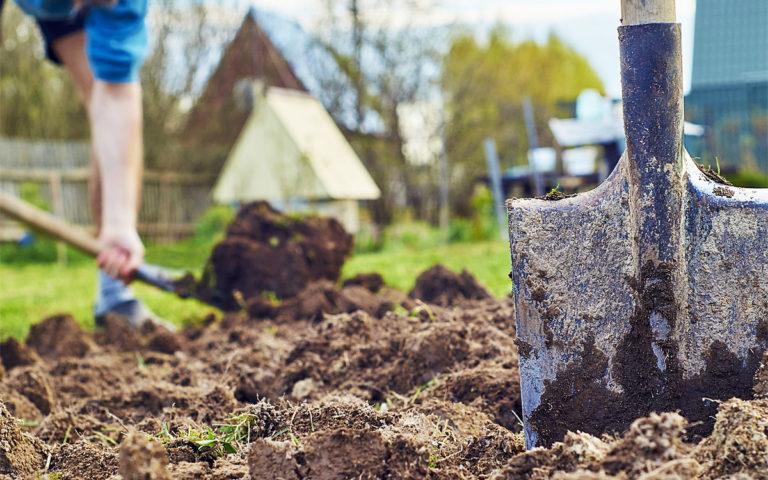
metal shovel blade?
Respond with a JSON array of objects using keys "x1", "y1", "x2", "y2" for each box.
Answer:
[{"x1": 507, "y1": 22, "x2": 768, "y2": 449}]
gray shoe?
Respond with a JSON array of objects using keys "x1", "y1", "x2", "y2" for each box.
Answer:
[
  {"x1": 94, "y1": 298, "x2": 177, "y2": 331},
  {"x1": 94, "y1": 270, "x2": 176, "y2": 331}
]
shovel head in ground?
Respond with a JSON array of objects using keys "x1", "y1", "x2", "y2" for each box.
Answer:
[{"x1": 507, "y1": 13, "x2": 768, "y2": 448}]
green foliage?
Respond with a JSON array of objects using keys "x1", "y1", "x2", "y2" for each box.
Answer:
[
  {"x1": 155, "y1": 409, "x2": 267, "y2": 458},
  {"x1": 442, "y1": 27, "x2": 604, "y2": 214},
  {"x1": 726, "y1": 170, "x2": 768, "y2": 189},
  {"x1": 0, "y1": 3, "x2": 88, "y2": 140},
  {"x1": 194, "y1": 205, "x2": 235, "y2": 243},
  {"x1": 380, "y1": 221, "x2": 445, "y2": 251}
]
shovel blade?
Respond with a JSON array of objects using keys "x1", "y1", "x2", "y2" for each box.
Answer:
[{"x1": 507, "y1": 154, "x2": 768, "y2": 449}]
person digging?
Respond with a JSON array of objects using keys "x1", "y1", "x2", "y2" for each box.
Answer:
[{"x1": 2, "y1": 0, "x2": 170, "y2": 329}]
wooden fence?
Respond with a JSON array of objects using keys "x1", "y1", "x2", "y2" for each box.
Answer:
[{"x1": 0, "y1": 138, "x2": 215, "y2": 243}]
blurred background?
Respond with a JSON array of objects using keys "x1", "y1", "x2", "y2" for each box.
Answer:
[{"x1": 1, "y1": 0, "x2": 766, "y2": 335}]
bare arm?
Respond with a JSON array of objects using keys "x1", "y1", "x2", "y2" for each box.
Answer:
[{"x1": 89, "y1": 80, "x2": 144, "y2": 280}]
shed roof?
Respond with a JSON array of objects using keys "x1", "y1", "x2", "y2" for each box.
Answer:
[{"x1": 215, "y1": 86, "x2": 380, "y2": 202}]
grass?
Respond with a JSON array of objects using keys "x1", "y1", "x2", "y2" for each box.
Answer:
[{"x1": 0, "y1": 239, "x2": 511, "y2": 341}]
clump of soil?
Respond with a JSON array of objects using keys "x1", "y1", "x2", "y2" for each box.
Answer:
[
  {"x1": 697, "y1": 163, "x2": 733, "y2": 186},
  {"x1": 119, "y1": 430, "x2": 171, "y2": 480},
  {"x1": 0, "y1": 401, "x2": 47, "y2": 477},
  {"x1": 342, "y1": 272, "x2": 385, "y2": 293},
  {"x1": 26, "y1": 314, "x2": 93, "y2": 361},
  {"x1": 410, "y1": 264, "x2": 492, "y2": 306},
  {"x1": 753, "y1": 351, "x2": 768, "y2": 398},
  {"x1": 0, "y1": 338, "x2": 40, "y2": 371},
  {"x1": 196, "y1": 202, "x2": 354, "y2": 310},
  {"x1": 695, "y1": 398, "x2": 768, "y2": 478}
]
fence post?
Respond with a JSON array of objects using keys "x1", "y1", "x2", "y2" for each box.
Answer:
[{"x1": 49, "y1": 172, "x2": 67, "y2": 265}]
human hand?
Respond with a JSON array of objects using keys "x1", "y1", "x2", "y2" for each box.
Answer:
[{"x1": 98, "y1": 227, "x2": 144, "y2": 282}]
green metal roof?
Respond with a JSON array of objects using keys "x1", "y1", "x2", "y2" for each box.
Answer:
[{"x1": 692, "y1": 0, "x2": 768, "y2": 87}]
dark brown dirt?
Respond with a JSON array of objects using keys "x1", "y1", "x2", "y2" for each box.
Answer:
[
  {"x1": 530, "y1": 261, "x2": 768, "y2": 447},
  {"x1": 26, "y1": 314, "x2": 93, "y2": 361},
  {"x1": 195, "y1": 202, "x2": 354, "y2": 310},
  {"x1": 697, "y1": 163, "x2": 733, "y2": 186},
  {"x1": 0, "y1": 338, "x2": 40, "y2": 371},
  {"x1": 1, "y1": 211, "x2": 767, "y2": 478},
  {"x1": 409, "y1": 264, "x2": 492, "y2": 307},
  {"x1": 342, "y1": 272, "x2": 386, "y2": 293},
  {"x1": 2, "y1": 287, "x2": 763, "y2": 479}
]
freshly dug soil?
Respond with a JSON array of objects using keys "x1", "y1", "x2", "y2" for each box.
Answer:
[
  {"x1": 2, "y1": 219, "x2": 768, "y2": 479},
  {"x1": 409, "y1": 264, "x2": 492, "y2": 307},
  {"x1": 195, "y1": 202, "x2": 354, "y2": 310},
  {"x1": 2, "y1": 287, "x2": 767, "y2": 479}
]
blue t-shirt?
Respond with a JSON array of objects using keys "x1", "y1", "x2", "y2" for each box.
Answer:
[{"x1": 15, "y1": 0, "x2": 148, "y2": 83}]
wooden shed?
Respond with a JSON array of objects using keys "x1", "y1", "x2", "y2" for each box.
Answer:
[{"x1": 213, "y1": 84, "x2": 380, "y2": 232}]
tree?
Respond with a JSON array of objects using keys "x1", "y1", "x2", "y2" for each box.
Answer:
[
  {"x1": 309, "y1": 0, "x2": 442, "y2": 224},
  {"x1": 0, "y1": 0, "x2": 233, "y2": 170},
  {"x1": 0, "y1": 3, "x2": 88, "y2": 140},
  {"x1": 442, "y1": 27, "x2": 604, "y2": 215}
]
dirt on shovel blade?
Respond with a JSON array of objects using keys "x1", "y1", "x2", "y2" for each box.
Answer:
[{"x1": 2, "y1": 208, "x2": 768, "y2": 479}]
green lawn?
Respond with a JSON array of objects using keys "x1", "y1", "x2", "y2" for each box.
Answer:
[{"x1": 0, "y1": 240, "x2": 511, "y2": 340}]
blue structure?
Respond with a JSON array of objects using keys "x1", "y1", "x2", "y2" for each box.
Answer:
[{"x1": 686, "y1": 0, "x2": 768, "y2": 171}]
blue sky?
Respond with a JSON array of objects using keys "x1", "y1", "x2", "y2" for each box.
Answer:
[{"x1": 251, "y1": 0, "x2": 698, "y2": 97}]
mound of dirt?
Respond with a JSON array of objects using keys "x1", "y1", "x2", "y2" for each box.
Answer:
[
  {"x1": 695, "y1": 398, "x2": 768, "y2": 478},
  {"x1": 0, "y1": 401, "x2": 47, "y2": 477},
  {"x1": 196, "y1": 202, "x2": 354, "y2": 310},
  {"x1": 0, "y1": 338, "x2": 40, "y2": 371},
  {"x1": 26, "y1": 314, "x2": 93, "y2": 361},
  {"x1": 410, "y1": 264, "x2": 492, "y2": 306}
]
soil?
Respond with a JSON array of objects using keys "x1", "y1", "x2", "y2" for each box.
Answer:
[
  {"x1": 2, "y1": 207, "x2": 768, "y2": 479},
  {"x1": 195, "y1": 202, "x2": 354, "y2": 310},
  {"x1": 696, "y1": 163, "x2": 733, "y2": 186},
  {"x1": 409, "y1": 265, "x2": 492, "y2": 307}
]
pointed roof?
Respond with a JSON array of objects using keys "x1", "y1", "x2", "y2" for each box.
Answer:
[
  {"x1": 213, "y1": 86, "x2": 380, "y2": 202},
  {"x1": 184, "y1": 10, "x2": 307, "y2": 161}
]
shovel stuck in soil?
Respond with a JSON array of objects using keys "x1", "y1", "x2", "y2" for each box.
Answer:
[
  {"x1": 507, "y1": 0, "x2": 768, "y2": 449},
  {"x1": 0, "y1": 190, "x2": 200, "y2": 300}
]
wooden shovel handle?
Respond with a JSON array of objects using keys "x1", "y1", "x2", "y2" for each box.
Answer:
[
  {"x1": 0, "y1": 190, "x2": 102, "y2": 257},
  {"x1": 621, "y1": 0, "x2": 676, "y2": 25}
]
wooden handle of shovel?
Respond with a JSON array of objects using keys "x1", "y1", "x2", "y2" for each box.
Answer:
[
  {"x1": 0, "y1": 190, "x2": 183, "y2": 293},
  {"x1": 621, "y1": 0, "x2": 676, "y2": 25},
  {"x1": 0, "y1": 190, "x2": 102, "y2": 256}
]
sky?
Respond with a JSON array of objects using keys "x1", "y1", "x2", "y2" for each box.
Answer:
[{"x1": 249, "y1": 0, "x2": 698, "y2": 97}]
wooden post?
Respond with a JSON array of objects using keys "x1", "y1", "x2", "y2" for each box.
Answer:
[{"x1": 49, "y1": 173, "x2": 67, "y2": 265}]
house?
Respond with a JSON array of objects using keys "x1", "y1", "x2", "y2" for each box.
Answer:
[
  {"x1": 686, "y1": 0, "x2": 768, "y2": 171},
  {"x1": 185, "y1": 9, "x2": 380, "y2": 231},
  {"x1": 213, "y1": 83, "x2": 380, "y2": 232}
]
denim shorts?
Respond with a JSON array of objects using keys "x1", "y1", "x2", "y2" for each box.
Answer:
[{"x1": 8, "y1": 0, "x2": 148, "y2": 83}]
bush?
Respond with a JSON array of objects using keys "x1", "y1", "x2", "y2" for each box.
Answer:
[{"x1": 194, "y1": 205, "x2": 235, "y2": 244}]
